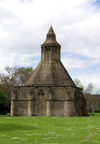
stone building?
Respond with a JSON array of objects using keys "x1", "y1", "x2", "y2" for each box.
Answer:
[
  {"x1": 11, "y1": 26, "x2": 88, "y2": 116},
  {"x1": 85, "y1": 94, "x2": 100, "y2": 112}
]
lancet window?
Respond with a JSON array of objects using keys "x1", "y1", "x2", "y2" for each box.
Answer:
[
  {"x1": 45, "y1": 46, "x2": 58, "y2": 53},
  {"x1": 55, "y1": 48, "x2": 57, "y2": 52}
]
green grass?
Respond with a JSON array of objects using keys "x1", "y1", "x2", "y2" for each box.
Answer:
[{"x1": 0, "y1": 114, "x2": 100, "y2": 144}]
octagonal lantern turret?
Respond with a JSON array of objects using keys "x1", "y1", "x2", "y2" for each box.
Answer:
[{"x1": 41, "y1": 26, "x2": 61, "y2": 60}]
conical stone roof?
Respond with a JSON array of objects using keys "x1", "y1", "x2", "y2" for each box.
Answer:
[
  {"x1": 26, "y1": 26, "x2": 76, "y2": 87},
  {"x1": 26, "y1": 59, "x2": 75, "y2": 86}
]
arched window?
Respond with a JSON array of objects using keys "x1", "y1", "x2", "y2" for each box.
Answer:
[
  {"x1": 49, "y1": 47, "x2": 50, "y2": 51},
  {"x1": 52, "y1": 47, "x2": 54, "y2": 51}
]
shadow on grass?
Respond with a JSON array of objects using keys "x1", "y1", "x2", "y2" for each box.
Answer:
[
  {"x1": 0, "y1": 123, "x2": 38, "y2": 132},
  {"x1": 0, "y1": 115, "x2": 6, "y2": 117},
  {"x1": 88, "y1": 113, "x2": 95, "y2": 116}
]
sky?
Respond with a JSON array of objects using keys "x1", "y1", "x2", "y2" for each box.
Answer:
[{"x1": 0, "y1": 0, "x2": 100, "y2": 93}]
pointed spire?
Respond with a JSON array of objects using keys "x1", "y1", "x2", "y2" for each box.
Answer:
[
  {"x1": 48, "y1": 26, "x2": 55, "y2": 33},
  {"x1": 46, "y1": 26, "x2": 56, "y2": 40},
  {"x1": 41, "y1": 26, "x2": 60, "y2": 46}
]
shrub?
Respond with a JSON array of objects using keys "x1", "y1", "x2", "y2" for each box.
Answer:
[
  {"x1": 95, "y1": 109, "x2": 100, "y2": 113},
  {"x1": 0, "y1": 90, "x2": 8, "y2": 104},
  {"x1": 0, "y1": 90, "x2": 8, "y2": 114}
]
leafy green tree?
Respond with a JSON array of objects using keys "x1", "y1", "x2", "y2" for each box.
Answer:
[
  {"x1": 0, "y1": 89, "x2": 7, "y2": 104},
  {"x1": 0, "y1": 66, "x2": 33, "y2": 113},
  {"x1": 0, "y1": 85, "x2": 8, "y2": 114}
]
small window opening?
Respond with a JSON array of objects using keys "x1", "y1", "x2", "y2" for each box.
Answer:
[
  {"x1": 52, "y1": 47, "x2": 54, "y2": 51},
  {"x1": 49, "y1": 47, "x2": 50, "y2": 51},
  {"x1": 55, "y1": 48, "x2": 57, "y2": 52},
  {"x1": 46, "y1": 47, "x2": 48, "y2": 51},
  {"x1": 38, "y1": 89, "x2": 44, "y2": 96}
]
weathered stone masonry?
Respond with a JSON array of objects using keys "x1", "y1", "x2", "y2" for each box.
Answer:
[{"x1": 11, "y1": 26, "x2": 88, "y2": 116}]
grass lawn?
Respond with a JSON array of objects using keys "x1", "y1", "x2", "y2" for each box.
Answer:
[{"x1": 0, "y1": 113, "x2": 100, "y2": 144}]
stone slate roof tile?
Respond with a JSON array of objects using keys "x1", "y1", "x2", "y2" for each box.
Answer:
[{"x1": 26, "y1": 59, "x2": 75, "y2": 86}]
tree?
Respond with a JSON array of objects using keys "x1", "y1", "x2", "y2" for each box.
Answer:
[
  {"x1": 74, "y1": 78, "x2": 94, "y2": 95},
  {"x1": 0, "y1": 66, "x2": 33, "y2": 86},
  {"x1": 74, "y1": 78, "x2": 84, "y2": 89},
  {"x1": 16, "y1": 67, "x2": 33, "y2": 86},
  {"x1": 0, "y1": 66, "x2": 33, "y2": 100},
  {"x1": 0, "y1": 89, "x2": 7, "y2": 105},
  {"x1": 85, "y1": 83, "x2": 94, "y2": 95},
  {"x1": 0, "y1": 66, "x2": 33, "y2": 113},
  {"x1": 0, "y1": 84, "x2": 8, "y2": 114}
]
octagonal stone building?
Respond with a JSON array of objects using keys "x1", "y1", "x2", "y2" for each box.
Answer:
[{"x1": 11, "y1": 26, "x2": 88, "y2": 116}]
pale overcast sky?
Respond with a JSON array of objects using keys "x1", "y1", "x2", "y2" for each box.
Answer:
[{"x1": 0, "y1": 0, "x2": 100, "y2": 93}]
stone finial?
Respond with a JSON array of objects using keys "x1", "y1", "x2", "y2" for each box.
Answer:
[{"x1": 48, "y1": 26, "x2": 55, "y2": 33}]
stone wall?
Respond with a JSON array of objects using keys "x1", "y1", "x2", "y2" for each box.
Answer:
[
  {"x1": 85, "y1": 94, "x2": 100, "y2": 112},
  {"x1": 11, "y1": 85, "x2": 88, "y2": 116}
]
